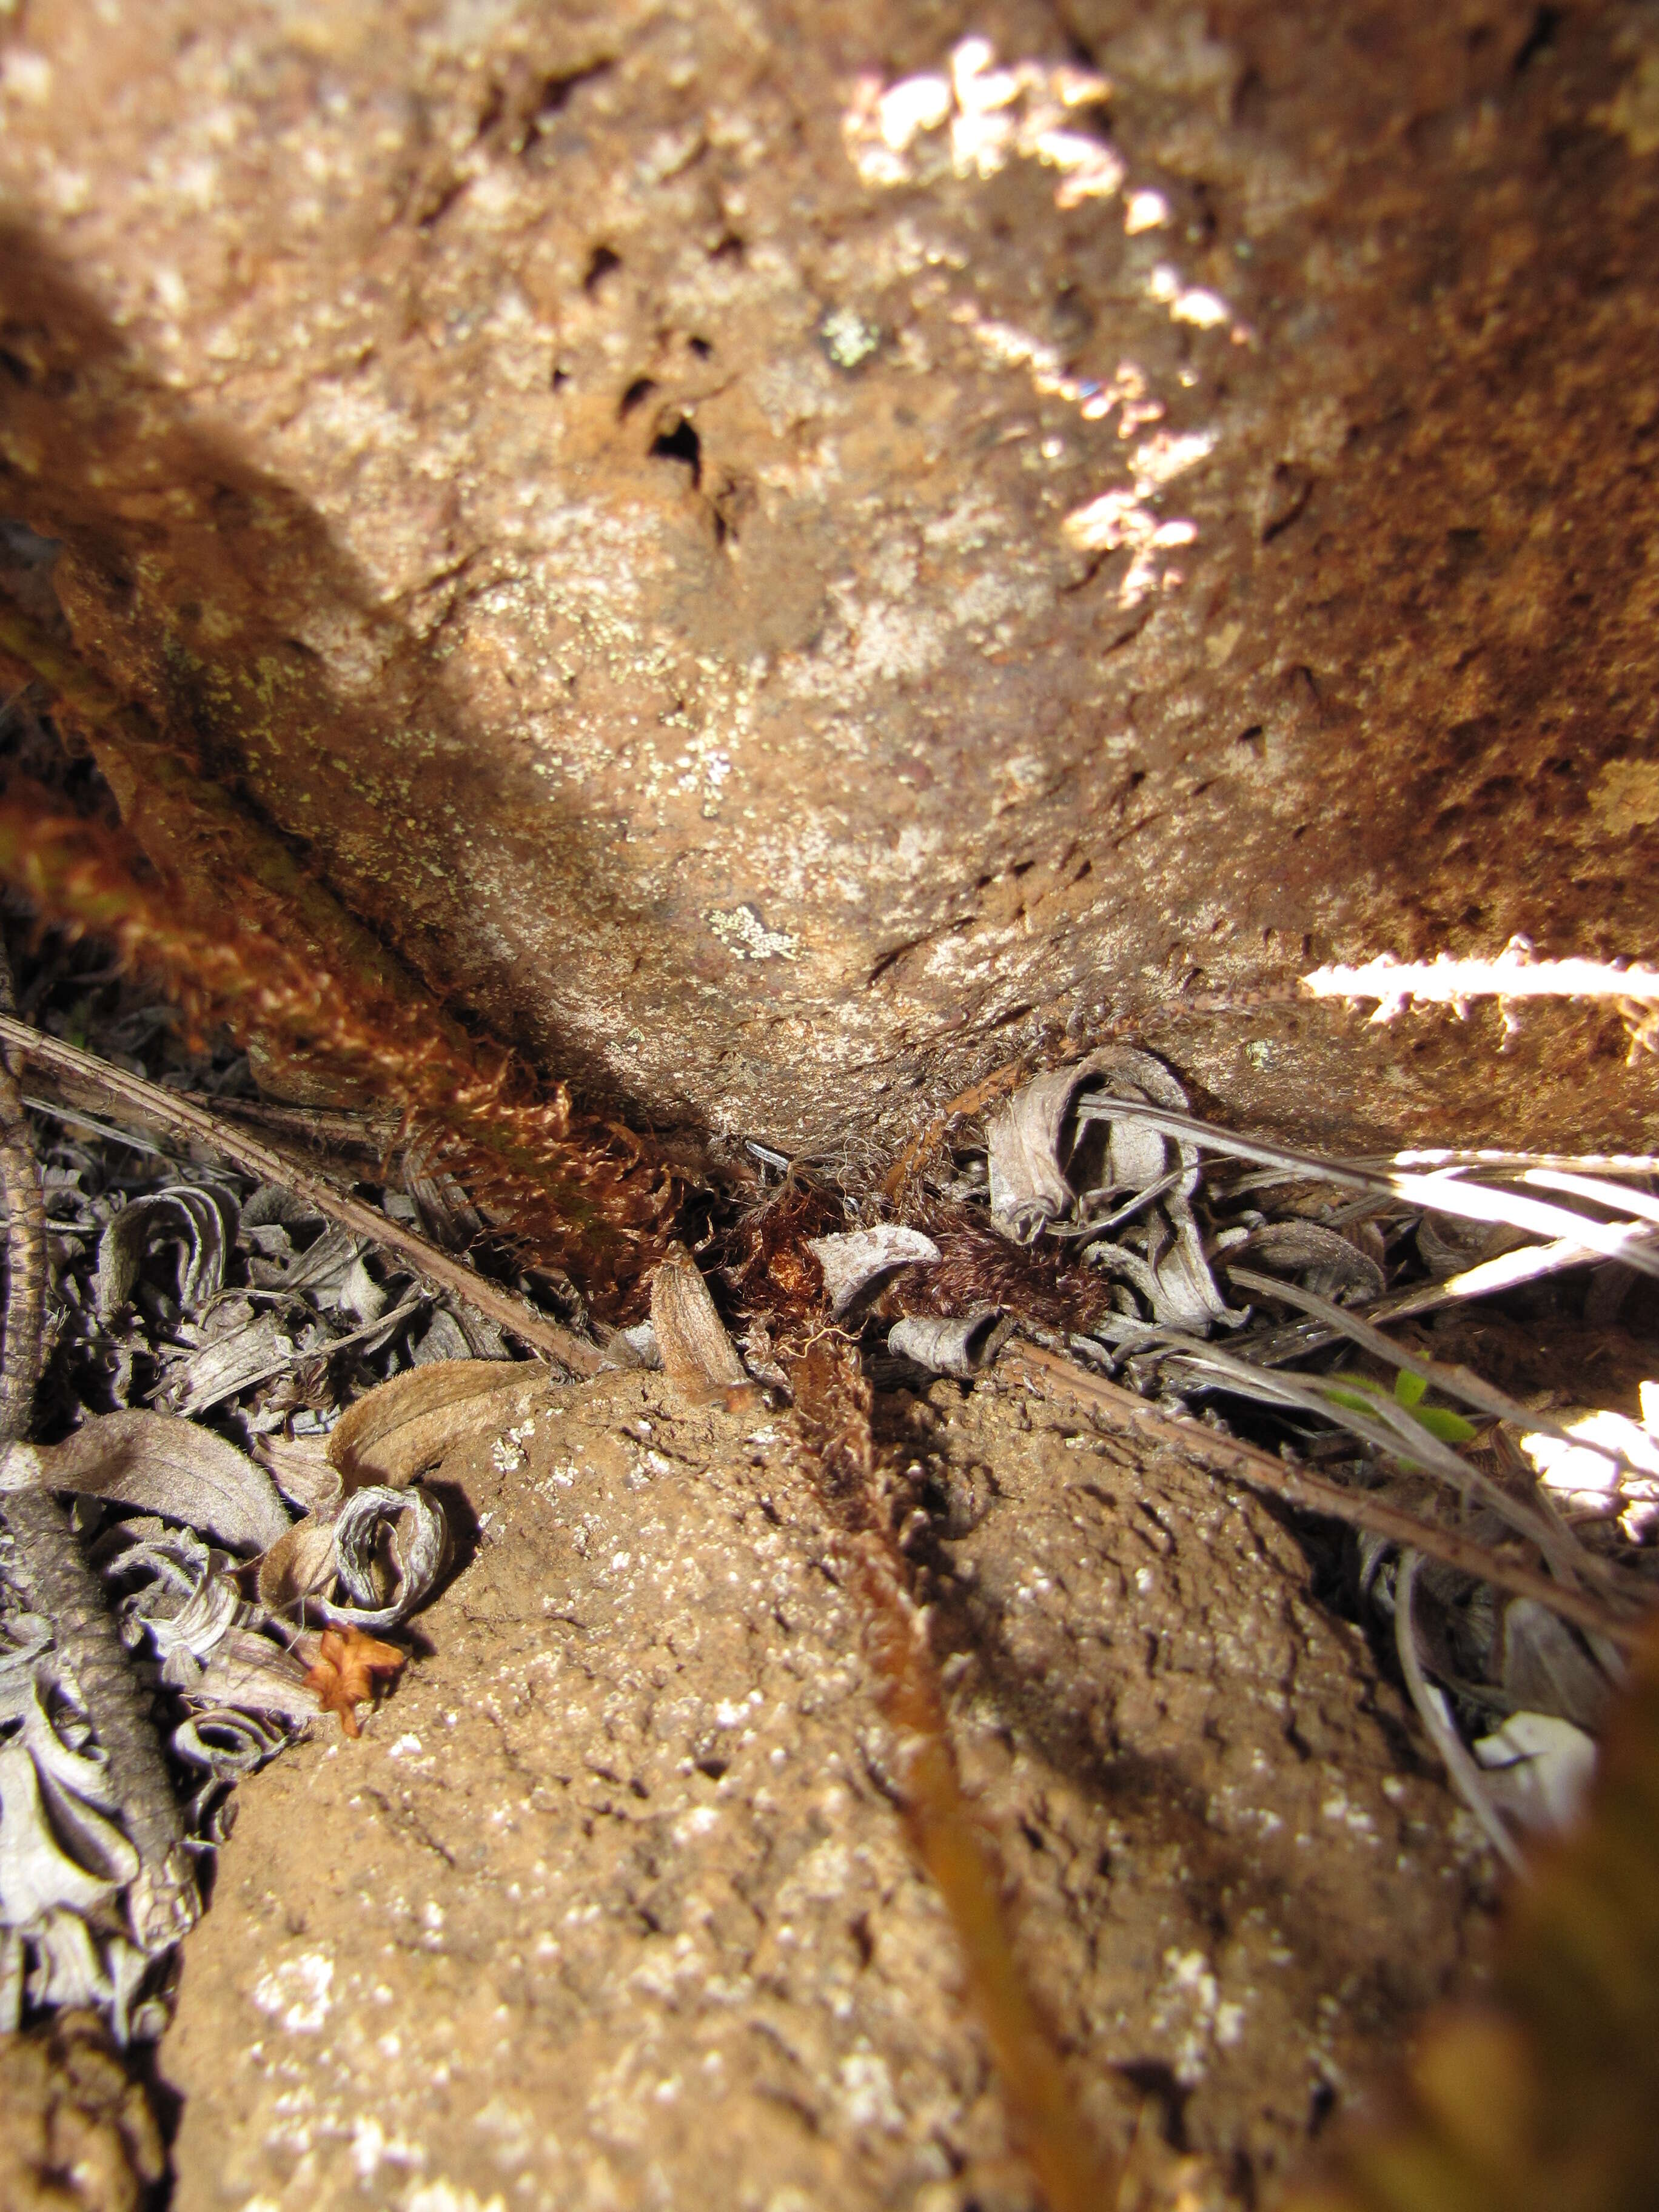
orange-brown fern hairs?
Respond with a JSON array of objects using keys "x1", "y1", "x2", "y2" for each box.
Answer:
[{"x1": 0, "y1": 787, "x2": 682, "y2": 1315}]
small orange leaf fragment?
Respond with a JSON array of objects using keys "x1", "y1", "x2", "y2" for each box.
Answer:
[{"x1": 303, "y1": 1627, "x2": 407, "y2": 1737}]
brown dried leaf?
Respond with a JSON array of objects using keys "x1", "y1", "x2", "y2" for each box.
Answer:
[
  {"x1": 301, "y1": 1627, "x2": 406, "y2": 1738},
  {"x1": 252, "y1": 1515, "x2": 340, "y2": 1615},
  {"x1": 650, "y1": 1243, "x2": 754, "y2": 1404},
  {"x1": 325, "y1": 1359, "x2": 546, "y2": 1491}
]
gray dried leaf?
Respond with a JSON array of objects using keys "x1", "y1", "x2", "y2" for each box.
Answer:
[
  {"x1": 105, "y1": 1525, "x2": 241, "y2": 1687},
  {"x1": 24, "y1": 1910, "x2": 153, "y2": 2044},
  {"x1": 275, "y1": 1224, "x2": 361, "y2": 1298},
  {"x1": 93, "y1": 1184, "x2": 239, "y2": 1321},
  {"x1": 1416, "y1": 1212, "x2": 1531, "y2": 1279},
  {"x1": 1072, "y1": 1046, "x2": 1201, "y2": 1198},
  {"x1": 410, "y1": 1309, "x2": 474, "y2": 1366},
  {"x1": 807, "y1": 1225, "x2": 940, "y2": 1317},
  {"x1": 987, "y1": 1064, "x2": 1098, "y2": 1239},
  {"x1": 243, "y1": 1184, "x2": 324, "y2": 1230},
  {"x1": 1142, "y1": 1203, "x2": 1235, "y2": 1327},
  {"x1": 254, "y1": 1433, "x2": 340, "y2": 1515},
  {"x1": 621, "y1": 1320, "x2": 662, "y2": 1369},
  {"x1": 326, "y1": 1359, "x2": 546, "y2": 1490},
  {"x1": 337, "y1": 1253, "x2": 387, "y2": 1327},
  {"x1": 189, "y1": 1628, "x2": 321, "y2": 1723},
  {"x1": 163, "y1": 1307, "x2": 297, "y2": 1416},
  {"x1": 1473, "y1": 1712, "x2": 1597, "y2": 1836},
  {"x1": 172, "y1": 1705, "x2": 293, "y2": 1783},
  {"x1": 988, "y1": 1047, "x2": 1201, "y2": 1240},
  {"x1": 0, "y1": 1412, "x2": 292, "y2": 1552},
  {"x1": 0, "y1": 1679, "x2": 139, "y2": 1924},
  {"x1": 1232, "y1": 1219, "x2": 1387, "y2": 1304},
  {"x1": 887, "y1": 1309, "x2": 1013, "y2": 1378},
  {"x1": 1500, "y1": 1598, "x2": 1614, "y2": 1732},
  {"x1": 327, "y1": 1484, "x2": 448, "y2": 1629},
  {"x1": 651, "y1": 1244, "x2": 752, "y2": 1400}
]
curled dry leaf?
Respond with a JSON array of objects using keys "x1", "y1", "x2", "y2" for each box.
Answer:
[
  {"x1": 806, "y1": 1225, "x2": 940, "y2": 1317},
  {"x1": 327, "y1": 1485, "x2": 448, "y2": 1629},
  {"x1": 93, "y1": 1184, "x2": 238, "y2": 1321},
  {"x1": 985, "y1": 1049, "x2": 1236, "y2": 1329},
  {"x1": 188, "y1": 1629, "x2": 321, "y2": 1726},
  {"x1": 103, "y1": 1525, "x2": 240, "y2": 1690},
  {"x1": 1500, "y1": 1598, "x2": 1615, "y2": 1733},
  {"x1": 302, "y1": 1626, "x2": 406, "y2": 1738},
  {"x1": 1090, "y1": 1203, "x2": 1235, "y2": 1329},
  {"x1": 0, "y1": 1680, "x2": 139, "y2": 1923},
  {"x1": 173, "y1": 1705, "x2": 294, "y2": 1785},
  {"x1": 0, "y1": 1413, "x2": 291, "y2": 1553},
  {"x1": 888, "y1": 1309, "x2": 1014, "y2": 1378},
  {"x1": 988, "y1": 1046, "x2": 1198, "y2": 1240},
  {"x1": 253, "y1": 1515, "x2": 340, "y2": 1617},
  {"x1": 1230, "y1": 1219, "x2": 1386, "y2": 1304},
  {"x1": 326, "y1": 1358, "x2": 547, "y2": 1491},
  {"x1": 651, "y1": 1242, "x2": 753, "y2": 1403},
  {"x1": 986, "y1": 1061, "x2": 1103, "y2": 1240}
]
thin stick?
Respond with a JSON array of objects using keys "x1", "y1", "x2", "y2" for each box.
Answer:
[
  {"x1": 0, "y1": 1013, "x2": 601, "y2": 1378},
  {"x1": 1000, "y1": 1346, "x2": 1649, "y2": 1650}
]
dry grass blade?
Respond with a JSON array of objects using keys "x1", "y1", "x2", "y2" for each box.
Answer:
[
  {"x1": 1118, "y1": 1325, "x2": 1582, "y2": 1577},
  {"x1": 1241, "y1": 1236, "x2": 1631, "y2": 1367},
  {"x1": 0, "y1": 1012, "x2": 600, "y2": 1376},
  {"x1": 1227, "y1": 1264, "x2": 1654, "y2": 1512},
  {"x1": 1387, "y1": 1148, "x2": 1659, "y2": 1176},
  {"x1": 1524, "y1": 1167, "x2": 1659, "y2": 1224},
  {"x1": 1002, "y1": 1346, "x2": 1649, "y2": 1649},
  {"x1": 1072, "y1": 1098, "x2": 1659, "y2": 1276}
]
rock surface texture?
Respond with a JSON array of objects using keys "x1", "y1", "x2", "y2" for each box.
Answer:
[
  {"x1": 161, "y1": 1374, "x2": 1480, "y2": 2212},
  {"x1": 0, "y1": 0, "x2": 1656, "y2": 1155}
]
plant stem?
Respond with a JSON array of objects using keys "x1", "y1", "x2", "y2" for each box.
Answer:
[
  {"x1": 0, "y1": 954, "x2": 197, "y2": 1954},
  {"x1": 789, "y1": 1338, "x2": 1114, "y2": 2212}
]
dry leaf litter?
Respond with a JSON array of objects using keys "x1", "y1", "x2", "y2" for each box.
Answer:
[{"x1": 0, "y1": 893, "x2": 1655, "y2": 2205}]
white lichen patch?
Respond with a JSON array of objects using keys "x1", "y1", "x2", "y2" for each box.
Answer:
[
  {"x1": 250, "y1": 1949, "x2": 335, "y2": 2034},
  {"x1": 707, "y1": 904, "x2": 800, "y2": 962}
]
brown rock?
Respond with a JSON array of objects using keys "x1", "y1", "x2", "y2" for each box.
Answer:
[
  {"x1": 161, "y1": 1372, "x2": 1482, "y2": 2210},
  {"x1": 0, "y1": 0, "x2": 1652, "y2": 1159}
]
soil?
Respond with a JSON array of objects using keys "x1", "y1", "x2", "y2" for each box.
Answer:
[{"x1": 159, "y1": 1370, "x2": 1484, "y2": 2211}]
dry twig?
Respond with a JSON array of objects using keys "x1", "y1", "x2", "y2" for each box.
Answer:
[{"x1": 0, "y1": 1013, "x2": 600, "y2": 1376}]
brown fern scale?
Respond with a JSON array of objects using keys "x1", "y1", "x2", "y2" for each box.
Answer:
[{"x1": 0, "y1": 790, "x2": 681, "y2": 1314}]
